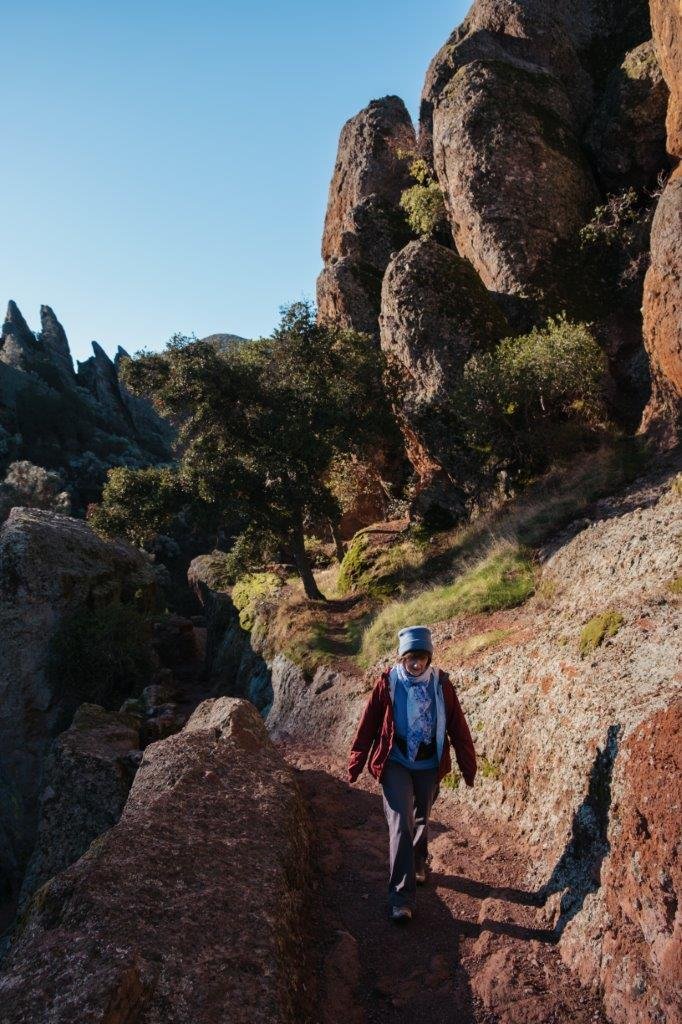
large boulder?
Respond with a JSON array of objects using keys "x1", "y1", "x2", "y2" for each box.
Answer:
[
  {"x1": 585, "y1": 40, "x2": 671, "y2": 192},
  {"x1": 0, "y1": 508, "x2": 154, "y2": 903},
  {"x1": 17, "y1": 704, "x2": 141, "y2": 908},
  {"x1": 379, "y1": 239, "x2": 508, "y2": 517},
  {"x1": 640, "y1": 167, "x2": 682, "y2": 446},
  {"x1": 420, "y1": 0, "x2": 650, "y2": 144},
  {"x1": 0, "y1": 698, "x2": 312, "y2": 1024},
  {"x1": 431, "y1": 58, "x2": 598, "y2": 307},
  {"x1": 650, "y1": 0, "x2": 682, "y2": 159},
  {"x1": 317, "y1": 96, "x2": 415, "y2": 334}
]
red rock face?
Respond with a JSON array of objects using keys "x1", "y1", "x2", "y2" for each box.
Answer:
[
  {"x1": 598, "y1": 703, "x2": 681, "y2": 1024},
  {"x1": 317, "y1": 96, "x2": 415, "y2": 334},
  {"x1": 640, "y1": 166, "x2": 682, "y2": 447},
  {"x1": 0, "y1": 698, "x2": 312, "y2": 1024},
  {"x1": 431, "y1": 59, "x2": 598, "y2": 301},
  {"x1": 650, "y1": 0, "x2": 682, "y2": 158}
]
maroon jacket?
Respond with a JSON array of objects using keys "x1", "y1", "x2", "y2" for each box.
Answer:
[{"x1": 348, "y1": 669, "x2": 477, "y2": 786}]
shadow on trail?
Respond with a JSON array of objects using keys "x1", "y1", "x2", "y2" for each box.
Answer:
[{"x1": 294, "y1": 765, "x2": 477, "y2": 1023}]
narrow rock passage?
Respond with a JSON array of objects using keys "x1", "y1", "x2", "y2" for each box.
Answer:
[{"x1": 279, "y1": 742, "x2": 608, "y2": 1024}]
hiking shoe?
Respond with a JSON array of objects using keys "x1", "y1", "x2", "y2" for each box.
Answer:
[{"x1": 390, "y1": 906, "x2": 412, "y2": 924}]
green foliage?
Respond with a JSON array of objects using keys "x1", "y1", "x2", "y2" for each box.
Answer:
[
  {"x1": 667, "y1": 576, "x2": 682, "y2": 596},
  {"x1": 579, "y1": 611, "x2": 624, "y2": 657},
  {"x1": 441, "y1": 768, "x2": 462, "y2": 790},
  {"x1": 359, "y1": 544, "x2": 535, "y2": 665},
  {"x1": 456, "y1": 315, "x2": 608, "y2": 473},
  {"x1": 0, "y1": 460, "x2": 71, "y2": 522},
  {"x1": 326, "y1": 454, "x2": 386, "y2": 518},
  {"x1": 87, "y1": 466, "x2": 186, "y2": 546},
  {"x1": 213, "y1": 527, "x2": 283, "y2": 587},
  {"x1": 231, "y1": 572, "x2": 282, "y2": 631},
  {"x1": 120, "y1": 302, "x2": 396, "y2": 598},
  {"x1": 400, "y1": 182, "x2": 446, "y2": 237},
  {"x1": 49, "y1": 602, "x2": 154, "y2": 710},
  {"x1": 304, "y1": 535, "x2": 334, "y2": 569},
  {"x1": 578, "y1": 187, "x2": 656, "y2": 306},
  {"x1": 480, "y1": 757, "x2": 501, "y2": 781},
  {"x1": 399, "y1": 157, "x2": 446, "y2": 237},
  {"x1": 337, "y1": 534, "x2": 372, "y2": 596},
  {"x1": 443, "y1": 628, "x2": 513, "y2": 662}
]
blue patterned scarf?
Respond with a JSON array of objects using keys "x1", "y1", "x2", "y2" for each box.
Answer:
[{"x1": 396, "y1": 662, "x2": 437, "y2": 762}]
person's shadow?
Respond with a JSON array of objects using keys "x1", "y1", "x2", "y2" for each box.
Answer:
[{"x1": 431, "y1": 723, "x2": 621, "y2": 944}]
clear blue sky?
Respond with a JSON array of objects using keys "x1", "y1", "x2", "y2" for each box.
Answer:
[{"x1": 3, "y1": 1, "x2": 467, "y2": 362}]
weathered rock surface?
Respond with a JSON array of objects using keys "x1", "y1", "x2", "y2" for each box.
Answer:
[
  {"x1": 379, "y1": 239, "x2": 508, "y2": 517},
  {"x1": 562, "y1": 701, "x2": 682, "y2": 1024},
  {"x1": 17, "y1": 704, "x2": 141, "y2": 908},
  {"x1": 431, "y1": 58, "x2": 598, "y2": 305},
  {"x1": 650, "y1": 0, "x2": 682, "y2": 159},
  {"x1": 420, "y1": 0, "x2": 650, "y2": 143},
  {"x1": 317, "y1": 96, "x2": 415, "y2": 334},
  {"x1": 0, "y1": 301, "x2": 172, "y2": 512},
  {"x1": 640, "y1": 167, "x2": 682, "y2": 446},
  {"x1": 0, "y1": 697, "x2": 312, "y2": 1024},
  {"x1": 188, "y1": 554, "x2": 272, "y2": 712},
  {"x1": 0, "y1": 508, "x2": 154, "y2": 901},
  {"x1": 585, "y1": 40, "x2": 670, "y2": 192}
]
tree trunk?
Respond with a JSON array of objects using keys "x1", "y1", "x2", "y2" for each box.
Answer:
[
  {"x1": 291, "y1": 514, "x2": 326, "y2": 601},
  {"x1": 328, "y1": 518, "x2": 346, "y2": 563}
]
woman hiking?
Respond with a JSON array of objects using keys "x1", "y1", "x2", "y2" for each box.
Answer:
[{"x1": 347, "y1": 625, "x2": 477, "y2": 923}]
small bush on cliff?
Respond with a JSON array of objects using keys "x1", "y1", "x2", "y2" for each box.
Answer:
[
  {"x1": 232, "y1": 572, "x2": 282, "y2": 631},
  {"x1": 0, "y1": 460, "x2": 71, "y2": 522},
  {"x1": 49, "y1": 602, "x2": 154, "y2": 710},
  {"x1": 399, "y1": 157, "x2": 446, "y2": 237},
  {"x1": 457, "y1": 315, "x2": 608, "y2": 473}
]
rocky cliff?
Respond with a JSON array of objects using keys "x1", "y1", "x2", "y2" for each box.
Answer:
[
  {"x1": 0, "y1": 698, "x2": 313, "y2": 1024},
  {"x1": 0, "y1": 302, "x2": 173, "y2": 512},
  {"x1": 317, "y1": 0, "x2": 679, "y2": 508},
  {"x1": 0, "y1": 508, "x2": 155, "y2": 908}
]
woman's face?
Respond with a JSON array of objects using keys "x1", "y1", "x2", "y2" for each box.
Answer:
[{"x1": 403, "y1": 650, "x2": 430, "y2": 676}]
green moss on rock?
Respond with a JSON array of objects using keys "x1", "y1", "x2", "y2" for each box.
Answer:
[
  {"x1": 579, "y1": 610, "x2": 624, "y2": 657},
  {"x1": 232, "y1": 572, "x2": 282, "y2": 632}
]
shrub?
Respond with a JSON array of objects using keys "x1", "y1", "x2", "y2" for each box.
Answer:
[
  {"x1": 88, "y1": 466, "x2": 185, "y2": 547},
  {"x1": 359, "y1": 544, "x2": 535, "y2": 665},
  {"x1": 0, "y1": 460, "x2": 71, "y2": 522},
  {"x1": 49, "y1": 602, "x2": 154, "y2": 710},
  {"x1": 457, "y1": 315, "x2": 609, "y2": 473},
  {"x1": 231, "y1": 572, "x2": 282, "y2": 631},
  {"x1": 399, "y1": 157, "x2": 446, "y2": 237},
  {"x1": 579, "y1": 186, "x2": 659, "y2": 305},
  {"x1": 441, "y1": 768, "x2": 462, "y2": 790},
  {"x1": 579, "y1": 610, "x2": 624, "y2": 657},
  {"x1": 480, "y1": 757, "x2": 501, "y2": 781}
]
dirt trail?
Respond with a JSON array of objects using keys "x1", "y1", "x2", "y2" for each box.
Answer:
[{"x1": 279, "y1": 742, "x2": 608, "y2": 1024}]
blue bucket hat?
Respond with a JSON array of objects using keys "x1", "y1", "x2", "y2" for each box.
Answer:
[{"x1": 398, "y1": 625, "x2": 433, "y2": 656}]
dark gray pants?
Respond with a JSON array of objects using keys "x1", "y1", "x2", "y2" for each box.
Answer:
[{"x1": 380, "y1": 759, "x2": 440, "y2": 909}]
